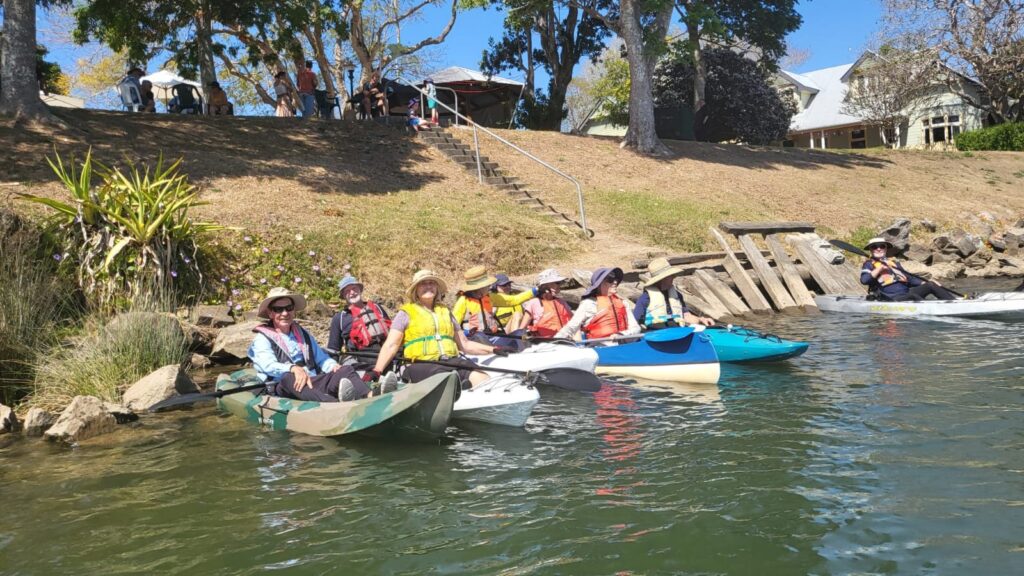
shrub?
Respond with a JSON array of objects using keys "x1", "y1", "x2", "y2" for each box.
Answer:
[
  {"x1": 956, "y1": 123, "x2": 1024, "y2": 151},
  {"x1": 28, "y1": 300, "x2": 189, "y2": 411},
  {"x1": 18, "y1": 149, "x2": 229, "y2": 309}
]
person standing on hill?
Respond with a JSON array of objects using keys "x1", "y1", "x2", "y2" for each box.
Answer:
[
  {"x1": 860, "y1": 237, "x2": 956, "y2": 301},
  {"x1": 424, "y1": 78, "x2": 439, "y2": 124},
  {"x1": 273, "y1": 71, "x2": 293, "y2": 117},
  {"x1": 296, "y1": 61, "x2": 318, "y2": 118},
  {"x1": 633, "y1": 257, "x2": 714, "y2": 329}
]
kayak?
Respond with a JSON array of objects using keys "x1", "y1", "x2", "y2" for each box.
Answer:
[
  {"x1": 815, "y1": 292, "x2": 1024, "y2": 319},
  {"x1": 470, "y1": 343, "x2": 599, "y2": 375},
  {"x1": 215, "y1": 368, "x2": 457, "y2": 439},
  {"x1": 592, "y1": 327, "x2": 721, "y2": 384},
  {"x1": 703, "y1": 325, "x2": 809, "y2": 362},
  {"x1": 452, "y1": 374, "x2": 539, "y2": 427}
]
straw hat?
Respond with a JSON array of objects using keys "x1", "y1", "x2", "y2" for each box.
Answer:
[
  {"x1": 582, "y1": 267, "x2": 623, "y2": 299},
  {"x1": 644, "y1": 257, "x2": 685, "y2": 287},
  {"x1": 535, "y1": 268, "x2": 566, "y2": 286},
  {"x1": 461, "y1": 265, "x2": 497, "y2": 292},
  {"x1": 257, "y1": 287, "x2": 307, "y2": 319},
  {"x1": 406, "y1": 269, "x2": 448, "y2": 302},
  {"x1": 863, "y1": 237, "x2": 893, "y2": 251}
]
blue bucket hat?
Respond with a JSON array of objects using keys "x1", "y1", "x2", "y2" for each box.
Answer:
[
  {"x1": 337, "y1": 275, "x2": 363, "y2": 294},
  {"x1": 582, "y1": 267, "x2": 623, "y2": 299},
  {"x1": 493, "y1": 273, "x2": 512, "y2": 289}
]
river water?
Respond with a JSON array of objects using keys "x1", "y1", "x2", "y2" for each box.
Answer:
[{"x1": 3, "y1": 311, "x2": 1023, "y2": 574}]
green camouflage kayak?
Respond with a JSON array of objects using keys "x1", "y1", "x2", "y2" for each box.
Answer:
[{"x1": 215, "y1": 368, "x2": 457, "y2": 438}]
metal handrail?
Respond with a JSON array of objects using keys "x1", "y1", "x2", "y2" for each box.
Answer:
[
  {"x1": 418, "y1": 85, "x2": 459, "y2": 126},
  {"x1": 399, "y1": 76, "x2": 589, "y2": 237}
]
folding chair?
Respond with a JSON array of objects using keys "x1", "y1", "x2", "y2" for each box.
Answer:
[
  {"x1": 170, "y1": 83, "x2": 203, "y2": 114},
  {"x1": 118, "y1": 82, "x2": 142, "y2": 112}
]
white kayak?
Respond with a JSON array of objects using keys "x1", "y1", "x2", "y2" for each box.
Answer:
[
  {"x1": 815, "y1": 292, "x2": 1024, "y2": 318},
  {"x1": 470, "y1": 343, "x2": 599, "y2": 374},
  {"x1": 452, "y1": 374, "x2": 539, "y2": 427}
]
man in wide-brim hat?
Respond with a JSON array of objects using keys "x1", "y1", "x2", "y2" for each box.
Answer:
[
  {"x1": 249, "y1": 287, "x2": 381, "y2": 402},
  {"x1": 452, "y1": 265, "x2": 536, "y2": 339},
  {"x1": 634, "y1": 257, "x2": 714, "y2": 329},
  {"x1": 860, "y1": 236, "x2": 956, "y2": 301}
]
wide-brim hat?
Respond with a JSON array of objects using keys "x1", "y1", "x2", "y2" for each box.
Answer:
[
  {"x1": 406, "y1": 269, "x2": 448, "y2": 303},
  {"x1": 337, "y1": 275, "x2": 363, "y2": 293},
  {"x1": 257, "y1": 287, "x2": 307, "y2": 319},
  {"x1": 644, "y1": 257, "x2": 685, "y2": 287},
  {"x1": 461, "y1": 265, "x2": 497, "y2": 292},
  {"x1": 864, "y1": 237, "x2": 893, "y2": 251},
  {"x1": 582, "y1": 267, "x2": 623, "y2": 299},
  {"x1": 535, "y1": 268, "x2": 566, "y2": 287}
]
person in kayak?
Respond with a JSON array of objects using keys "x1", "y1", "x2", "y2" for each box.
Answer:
[
  {"x1": 490, "y1": 273, "x2": 525, "y2": 334},
  {"x1": 249, "y1": 287, "x2": 388, "y2": 402},
  {"x1": 327, "y1": 275, "x2": 392, "y2": 357},
  {"x1": 371, "y1": 269, "x2": 514, "y2": 389},
  {"x1": 555, "y1": 267, "x2": 642, "y2": 341},
  {"x1": 633, "y1": 257, "x2": 714, "y2": 329},
  {"x1": 452, "y1": 265, "x2": 535, "y2": 340},
  {"x1": 861, "y1": 237, "x2": 957, "y2": 301},
  {"x1": 519, "y1": 268, "x2": 573, "y2": 337}
]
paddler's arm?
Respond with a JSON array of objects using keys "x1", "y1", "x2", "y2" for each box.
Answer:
[
  {"x1": 451, "y1": 295, "x2": 468, "y2": 327},
  {"x1": 620, "y1": 300, "x2": 642, "y2": 336},
  {"x1": 554, "y1": 300, "x2": 596, "y2": 340},
  {"x1": 372, "y1": 328, "x2": 405, "y2": 374},
  {"x1": 454, "y1": 328, "x2": 495, "y2": 355},
  {"x1": 248, "y1": 334, "x2": 296, "y2": 382},
  {"x1": 488, "y1": 288, "x2": 536, "y2": 308}
]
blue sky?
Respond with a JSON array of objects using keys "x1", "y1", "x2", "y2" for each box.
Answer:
[{"x1": 35, "y1": 0, "x2": 883, "y2": 104}]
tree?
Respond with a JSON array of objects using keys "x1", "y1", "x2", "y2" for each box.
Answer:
[
  {"x1": 565, "y1": 42, "x2": 629, "y2": 132},
  {"x1": 883, "y1": 0, "x2": 1024, "y2": 124},
  {"x1": 0, "y1": 0, "x2": 64, "y2": 121},
  {"x1": 675, "y1": 0, "x2": 801, "y2": 141},
  {"x1": 481, "y1": 0, "x2": 610, "y2": 131},
  {"x1": 654, "y1": 45, "x2": 795, "y2": 144},
  {"x1": 839, "y1": 48, "x2": 937, "y2": 147}
]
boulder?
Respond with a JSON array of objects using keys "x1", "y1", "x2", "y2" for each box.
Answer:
[
  {"x1": 964, "y1": 260, "x2": 1004, "y2": 278},
  {"x1": 881, "y1": 218, "x2": 911, "y2": 252},
  {"x1": 211, "y1": 320, "x2": 262, "y2": 360},
  {"x1": 963, "y1": 250, "x2": 992, "y2": 269},
  {"x1": 920, "y1": 219, "x2": 937, "y2": 232},
  {"x1": 901, "y1": 260, "x2": 931, "y2": 278},
  {"x1": 1002, "y1": 227, "x2": 1024, "y2": 251},
  {"x1": 927, "y1": 262, "x2": 965, "y2": 280},
  {"x1": 189, "y1": 353, "x2": 212, "y2": 369},
  {"x1": 930, "y1": 251, "x2": 961, "y2": 264},
  {"x1": 44, "y1": 396, "x2": 117, "y2": 444},
  {"x1": 304, "y1": 300, "x2": 334, "y2": 320},
  {"x1": 192, "y1": 304, "x2": 235, "y2": 328},
  {"x1": 23, "y1": 407, "x2": 56, "y2": 436},
  {"x1": 242, "y1": 311, "x2": 260, "y2": 322},
  {"x1": 989, "y1": 233, "x2": 1007, "y2": 252},
  {"x1": 933, "y1": 228, "x2": 980, "y2": 258},
  {"x1": 103, "y1": 402, "x2": 139, "y2": 424},
  {"x1": 122, "y1": 364, "x2": 198, "y2": 412},
  {"x1": 1, "y1": 403, "x2": 17, "y2": 434},
  {"x1": 904, "y1": 244, "x2": 933, "y2": 264}
]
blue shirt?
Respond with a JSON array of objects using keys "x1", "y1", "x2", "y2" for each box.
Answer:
[
  {"x1": 248, "y1": 326, "x2": 338, "y2": 382},
  {"x1": 860, "y1": 258, "x2": 922, "y2": 298}
]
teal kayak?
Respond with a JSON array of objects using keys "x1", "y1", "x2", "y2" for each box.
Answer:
[{"x1": 701, "y1": 326, "x2": 809, "y2": 363}]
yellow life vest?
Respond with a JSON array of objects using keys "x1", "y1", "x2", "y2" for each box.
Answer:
[
  {"x1": 400, "y1": 303, "x2": 459, "y2": 361},
  {"x1": 869, "y1": 258, "x2": 901, "y2": 287},
  {"x1": 644, "y1": 288, "x2": 686, "y2": 327}
]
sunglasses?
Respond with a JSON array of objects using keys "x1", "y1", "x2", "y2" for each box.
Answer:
[
  {"x1": 869, "y1": 245, "x2": 888, "y2": 251},
  {"x1": 269, "y1": 303, "x2": 295, "y2": 313}
]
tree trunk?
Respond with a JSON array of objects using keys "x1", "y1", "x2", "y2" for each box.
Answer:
[
  {"x1": 688, "y1": 23, "x2": 708, "y2": 141},
  {"x1": 196, "y1": 6, "x2": 217, "y2": 105},
  {"x1": 0, "y1": 0, "x2": 53, "y2": 121},
  {"x1": 618, "y1": 0, "x2": 669, "y2": 155}
]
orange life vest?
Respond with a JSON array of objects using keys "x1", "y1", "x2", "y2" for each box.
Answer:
[
  {"x1": 460, "y1": 295, "x2": 499, "y2": 332},
  {"x1": 529, "y1": 298, "x2": 572, "y2": 337},
  {"x1": 582, "y1": 295, "x2": 628, "y2": 339}
]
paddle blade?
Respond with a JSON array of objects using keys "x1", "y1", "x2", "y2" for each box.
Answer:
[
  {"x1": 148, "y1": 382, "x2": 265, "y2": 412},
  {"x1": 536, "y1": 367, "x2": 602, "y2": 392},
  {"x1": 829, "y1": 239, "x2": 868, "y2": 257},
  {"x1": 643, "y1": 326, "x2": 695, "y2": 343}
]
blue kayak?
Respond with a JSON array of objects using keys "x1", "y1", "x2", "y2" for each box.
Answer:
[
  {"x1": 593, "y1": 327, "x2": 721, "y2": 384},
  {"x1": 702, "y1": 326, "x2": 809, "y2": 363}
]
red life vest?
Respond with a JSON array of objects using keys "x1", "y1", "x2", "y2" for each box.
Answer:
[
  {"x1": 348, "y1": 301, "x2": 391, "y2": 350},
  {"x1": 582, "y1": 295, "x2": 628, "y2": 339},
  {"x1": 529, "y1": 298, "x2": 572, "y2": 337}
]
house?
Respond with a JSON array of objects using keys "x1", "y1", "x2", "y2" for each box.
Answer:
[
  {"x1": 423, "y1": 66, "x2": 525, "y2": 128},
  {"x1": 775, "y1": 52, "x2": 987, "y2": 149}
]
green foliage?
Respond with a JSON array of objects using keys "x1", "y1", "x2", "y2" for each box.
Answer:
[
  {"x1": 846, "y1": 226, "x2": 879, "y2": 253},
  {"x1": 590, "y1": 54, "x2": 631, "y2": 126},
  {"x1": 654, "y1": 46, "x2": 796, "y2": 144},
  {"x1": 18, "y1": 149, "x2": 228, "y2": 309},
  {"x1": 29, "y1": 305, "x2": 190, "y2": 412},
  {"x1": 36, "y1": 45, "x2": 69, "y2": 95},
  {"x1": 955, "y1": 123, "x2": 1024, "y2": 151}
]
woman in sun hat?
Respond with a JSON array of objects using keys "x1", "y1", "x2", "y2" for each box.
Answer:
[
  {"x1": 452, "y1": 266, "x2": 535, "y2": 338},
  {"x1": 519, "y1": 268, "x2": 573, "y2": 337},
  {"x1": 248, "y1": 287, "x2": 379, "y2": 402},
  {"x1": 370, "y1": 269, "x2": 507, "y2": 390},
  {"x1": 860, "y1": 236, "x2": 956, "y2": 301},
  {"x1": 633, "y1": 257, "x2": 714, "y2": 329},
  {"x1": 327, "y1": 275, "x2": 392, "y2": 358},
  {"x1": 555, "y1": 267, "x2": 641, "y2": 341}
]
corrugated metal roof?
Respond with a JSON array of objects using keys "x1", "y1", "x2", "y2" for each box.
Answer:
[
  {"x1": 425, "y1": 66, "x2": 523, "y2": 87},
  {"x1": 781, "y1": 62, "x2": 864, "y2": 132}
]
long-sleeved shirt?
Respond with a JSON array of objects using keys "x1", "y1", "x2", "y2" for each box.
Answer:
[
  {"x1": 554, "y1": 298, "x2": 642, "y2": 340},
  {"x1": 248, "y1": 325, "x2": 338, "y2": 382},
  {"x1": 452, "y1": 289, "x2": 535, "y2": 332},
  {"x1": 860, "y1": 258, "x2": 922, "y2": 298}
]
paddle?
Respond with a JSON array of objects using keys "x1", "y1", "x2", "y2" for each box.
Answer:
[
  {"x1": 149, "y1": 382, "x2": 267, "y2": 412},
  {"x1": 517, "y1": 326, "x2": 696, "y2": 345},
  {"x1": 829, "y1": 239, "x2": 967, "y2": 299},
  {"x1": 342, "y1": 350, "x2": 602, "y2": 392}
]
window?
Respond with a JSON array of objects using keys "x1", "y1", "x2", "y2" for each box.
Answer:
[
  {"x1": 884, "y1": 127, "x2": 897, "y2": 146},
  {"x1": 922, "y1": 113, "x2": 962, "y2": 146},
  {"x1": 851, "y1": 128, "x2": 867, "y2": 149}
]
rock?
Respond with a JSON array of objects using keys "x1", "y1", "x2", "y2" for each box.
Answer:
[
  {"x1": 920, "y1": 219, "x2": 937, "y2": 232},
  {"x1": 904, "y1": 244, "x2": 933, "y2": 264},
  {"x1": 122, "y1": 364, "x2": 198, "y2": 412},
  {"x1": 927, "y1": 262, "x2": 965, "y2": 280},
  {"x1": 976, "y1": 223, "x2": 994, "y2": 241},
  {"x1": 978, "y1": 211, "x2": 996, "y2": 222},
  {"x1": 184, "y1": 323, "x2": 217, "y2": 354},
  {"x1": 23, "y1": 408, "x2": 56, "y2": 436},
  {"x1": 930, "y1": 251, "x2": 961, "y2": 264},
  {"x1": 964, "y1": 260, "x2": 1003, "y2": 278},
  {"x1": 964, "y1": 250, "x2": 992, "y2": 269},
  {"x1": 189, "y1": 353, "x2": 212, "y2": 369},
  {"x1": 989, "y1": 233, "x2": 1007, "y2": 252},
  {"x1": 934, "y1": 228, "x2": 980, "y2": 258},
  {"x1": 44, "y1": 396, "x2": 117, "y2": 444},
  {"x1": 901, "y1": 260, "x2": 931, "y2": 278},
  {"x1": 192, "y1": 304, "x2": 235, "y2": 328},
  {"x1": 103, "y1": 402, "x2": 139, "y2": 424},
  {"x1": 881, "y1": 218, "x2": 911, "y2": 252},
  {"x1": 243, "y1": 311, "x2": 260, "y2": 322},
  {"x1": 1, "y1": 403, "x2": 17, "y2": 434},
  {"x1": 304, "y1": 300, "x2": 333, "y2": 320},
  {"x1": 1002, "y1": 227, "x2": 1024, "y2": 250},
  {"x1": 211, "y1": 320, "x2": 261, "y2": 360}
]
